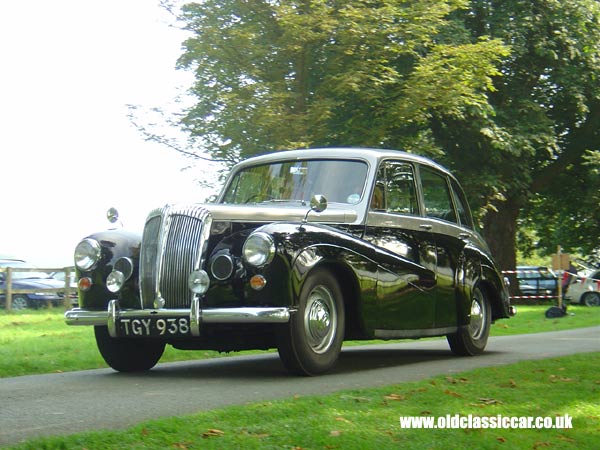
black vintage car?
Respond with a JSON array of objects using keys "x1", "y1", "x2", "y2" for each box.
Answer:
[{"x1": 66, "y1": 148, "x2": 514, "y2": 375}]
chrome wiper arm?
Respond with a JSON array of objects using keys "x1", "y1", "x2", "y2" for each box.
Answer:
[{"x1": 259, "y1": 199, "x2": 307, "y2": 206}]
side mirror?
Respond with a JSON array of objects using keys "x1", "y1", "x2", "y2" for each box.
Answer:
[
  {"x1": 107, "y1": 207, "x2": 120, "y2": 224},
  {"x1": 302, "y1": 195, "x2": 328, "y2": 226},
  {"x1": 310, "y1": 194, "x2": 328, "y2": 213}
]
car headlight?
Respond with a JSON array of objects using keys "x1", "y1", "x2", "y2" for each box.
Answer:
[
  {"x1": 74, "y1": 238, "x2": 102, "y2": 270},
  {"x1": 242, "y1": 232, "x2": 275, "y2": 268}
]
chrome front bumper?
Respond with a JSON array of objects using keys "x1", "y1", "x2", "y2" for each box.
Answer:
[{"x1": 65, "y1": 298, "x2": 291, "y2": 338}]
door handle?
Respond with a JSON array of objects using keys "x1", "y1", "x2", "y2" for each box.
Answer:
[
  {"x1": 419, "y1": 224, "x2": 432, "y2": 231},
  {"x1": 459, "y1": 233, "x2": 470, "y2": 240}
]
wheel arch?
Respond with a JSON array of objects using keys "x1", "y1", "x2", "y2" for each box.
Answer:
[
  {"x1": 480, "y1": 262, "x2": 511, "y2": 322},
  {"x1": 316, "y1": 261, "x2": 364, "y2": 340},
  {"x1": 457, "y1": 246, "x2": 510, "y2": 324},
  {"x1": 293, "y1": 256, "x2": 365, "y2": 341}
]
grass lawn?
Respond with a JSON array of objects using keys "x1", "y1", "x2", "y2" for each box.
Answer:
[
  {"x1": 4, "y1": 352, "x2": 599, "y2": 450},
  {"x1": 0, "y1": 304, "x2": 598, "y2": 449},
  {"x1": 0, "y1": 304, "x2": 598, "y2": 378}
]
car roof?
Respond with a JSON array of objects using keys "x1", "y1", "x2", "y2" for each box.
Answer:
[
  {"x1": 233, "y1": 147, "x2": 453, "y2": 176},
  {"x1": 0, "y1": 259, "x2": 26, "y2": 266}
]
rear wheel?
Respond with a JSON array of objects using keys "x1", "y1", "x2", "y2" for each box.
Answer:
[
  {"x1": 447, "y1": 286, "x2": 491, "y2": 356},
  {"x1": 277, "y1": 269, "x2": 345, "y2": 376},
  {"x1": 582, "y1": 292, "x2": 600, "y2": 307},
  {"x1": 94, "y1": 326, "x2": 165, "y2": 372}
]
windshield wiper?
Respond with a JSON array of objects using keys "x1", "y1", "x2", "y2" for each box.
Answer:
[{"x1": 258, "y1": 199, "x2": 307, "y2": 206}]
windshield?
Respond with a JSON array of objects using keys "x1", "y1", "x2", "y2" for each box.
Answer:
[{"x1": 222, "y1": 159, "x2": 369, "y2": 206}]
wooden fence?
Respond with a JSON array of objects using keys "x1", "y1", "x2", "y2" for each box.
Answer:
[{"x1": 0, "y1": 266, "x2": 76, "y2": 311}]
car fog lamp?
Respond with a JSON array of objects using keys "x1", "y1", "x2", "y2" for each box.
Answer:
[
  {"x1": 242, "y1": 232, "x2": 275, "y2": 268},
  {"x1": 74, "y1": 238, "x2": 101, "y2": 270},
  {"x1": 106, "y1": 270, "x2": 126, "y2": 293},
  {"x1": 188, "y1": 270, "x2": 210, "y2": 294},
  {"x1": 78, "y1": 277, "x2": 93, "y2": 292},
  {"x1": 249, "y1": 274, "x2": 267, "y2": 291},
  {"x1": 114, "y1": 257, "x2": 134, "y2": 280}
]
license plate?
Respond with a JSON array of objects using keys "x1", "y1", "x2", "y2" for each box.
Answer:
[{"x1": 117, "y1": 317, "x2": 191, "y2": 337}]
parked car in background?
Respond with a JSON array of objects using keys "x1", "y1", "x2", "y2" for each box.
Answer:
[
  {"x1": 0, "y1": 259, "x2": 65, "y2": 309},
  {"x1": 565, "y1": 268, "x2": 600, "y2": 306},
  {"x1": 50, "y1": 270, "x2": 79, "y2": 306},
  {"x1": 51, "y1": 270, "x2": 78, "y2": 289},
  {"x1": 516, "y1": 266, "x2": 558, "y2": 298},
  {"x1": 66, "y1": 148, "x2": 514, "y2": 375}
]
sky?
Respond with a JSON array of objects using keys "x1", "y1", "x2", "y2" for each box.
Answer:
[{"x1": 0, "y1": 1, "x2": 219, "y2": 267}]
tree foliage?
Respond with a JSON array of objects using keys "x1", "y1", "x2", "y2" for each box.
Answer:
[
  {"x1": 521, "y1": 150, "x2": 600, "y2": 259},
  {"x1": 436, "y1": 0, "x2": 600, "y2": 267},
  {"x1": 174, "y1": 0, "x2": 600, "y2": 268},
  {"x1": 177, "y1": 0, "x2": 506, "y2": 159}
]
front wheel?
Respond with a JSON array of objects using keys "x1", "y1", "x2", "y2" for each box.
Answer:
[
  {"x1": 11, "y1": 295, "x2": 29, "y2": 310},
  {"x1": 277, "y1": 270, "x2": 345, "y2": 376},
  {"x1": 94, "y1": 326, "x2": 165, "y2": 372},
  {"x1": 447, "y1": 286, "x2": 491, "y2": 356},
  {"x1": 582, "y1": 292, "x2": 600, "y2": 307}
]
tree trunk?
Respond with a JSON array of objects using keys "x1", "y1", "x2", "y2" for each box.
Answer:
[{"x1": 481, "y1": 197, "x2": 521, "y2": 294}]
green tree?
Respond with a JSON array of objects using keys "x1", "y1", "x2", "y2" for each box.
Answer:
[
  {"x1": 427, "y1": 0, "x2": 600, "y2": 269},
  {"x1": 177, "y1": 0, "x2": 506, "y2": 159},
  {"x1": 174, "y1": 0, "x2": 600, "y2": 270},
  {"x1": 521, "y1": 150, "x2": 600, "y2": 261}
]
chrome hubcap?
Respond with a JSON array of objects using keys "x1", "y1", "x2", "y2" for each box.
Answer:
[
  {"x1": 304, "y1": 286, "x2": 336, "y2": 354},
  {"x1": 469, "y1": 290, "x2": 485, "y2": 340}
]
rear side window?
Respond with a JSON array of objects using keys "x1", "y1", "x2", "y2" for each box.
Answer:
[
  {"x1": 371, "y1": 161, "x2": 418, "y2": 215},
  {"x1": 450, "y1": 179, "x2": 474, "y2": 229},
  {"x1": 420, "y1": 167, "x2": 457, "y2": 224}
]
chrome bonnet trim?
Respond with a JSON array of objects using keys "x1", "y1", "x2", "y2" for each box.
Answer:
[{"x1": 204, "y1": 203, "x2": 358, "y2": 224}]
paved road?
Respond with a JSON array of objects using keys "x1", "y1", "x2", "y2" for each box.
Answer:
[{"x1": 1, "y1": 326, "x2": 599, "y2": 446}]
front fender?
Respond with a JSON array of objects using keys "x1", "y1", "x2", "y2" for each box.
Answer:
[
  {"x1": 258, "y1": 222, "x2": 373, "y2": 299},
  {"x1": 76, "y1": 228, "x2": 142, "y2": 309}
]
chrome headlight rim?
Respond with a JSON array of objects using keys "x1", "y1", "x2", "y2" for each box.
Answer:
[
  {"x1": 74, "y1": 238, "x2": 102, "y2": 271},
  {"x1": 242, "y1": 232, "x2": 276, "y2": 268}
]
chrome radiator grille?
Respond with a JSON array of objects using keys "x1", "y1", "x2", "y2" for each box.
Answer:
[{"x1": 140, "y1": 205, "x2": 212, "y2": 309}]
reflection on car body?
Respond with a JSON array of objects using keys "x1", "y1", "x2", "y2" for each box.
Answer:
[{"x1": 66, "y1": 148, "x2": 514, "y2": 375}]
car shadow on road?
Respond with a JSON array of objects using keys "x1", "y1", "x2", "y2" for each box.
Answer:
[
  {"x1": 334, "y1": 347, "x2": 456, "y2": 374},
  {"x1": 110, "y1": 345, "x2": 501, "y2": 380}
]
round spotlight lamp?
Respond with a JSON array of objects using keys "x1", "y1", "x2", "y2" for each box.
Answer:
[
  {"x1": 188, "y1": 270, "x2": 210, "y2": 295},
  {"x1": 106, "y1": 270, "x2": 126, "y2": 293}
]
